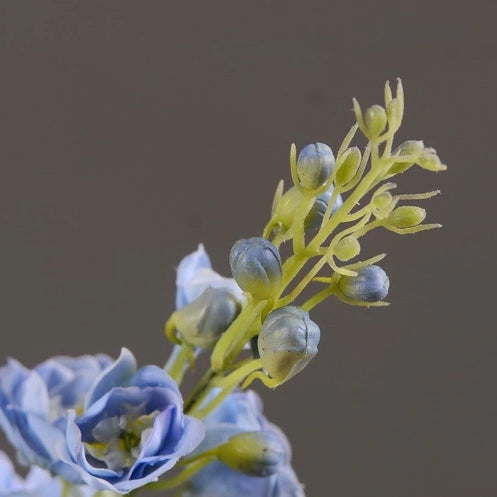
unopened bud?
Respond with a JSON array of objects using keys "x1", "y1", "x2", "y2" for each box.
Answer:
[
  {"x1": 296, "y1": 143, "x2": 335, "y2": 190},
  {"x1": 229, "y1": 238, "x2": 282, "y2": 300},
  {"x1": 387, "y1": 206, "x2": 426, "y2": 228},
  {"x1": 274, "y1": 186, "x2": 343, "y2": 232},
  {"x1": 334, "y1": 235, "x2": 361, "y2": 261},
  {"x1": 258, "y1": 306, "x2": 320, "y2": 384},
  {"x1": 217, "y1": 431, "x2": 286, "y2": 476},
  {"x1": 389, "y1": 140, "x2": 424, "y2": 174},
  {"x1": 335, "y1": 147, "x2": 362, "y2": 186},
  {"x1": 364, "y1": 105, "x2": 387, "y2": 138},
  {"x1": 338, "y1": 265, "x2": 390, "y2": 302},
  {"x1": 418, "y1": 151, "x2": 447, "y2": 172},
  {"x1": 173, "y1": 288, "x2": 241, "y2": 348},
  {"x1": 386, "y1": 98, "x2": 402, "y2": 129},
  {"x1": 305, "y1": 186, "x2": 343, "y2": 230},
  {"x1": 371, "y1": 190, "x2": 395, "y2": 219}
]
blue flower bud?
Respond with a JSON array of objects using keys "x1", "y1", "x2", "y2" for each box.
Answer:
[
  {"x1": 305, "y1": 186, "x2": 343, "y2": 230},
  {"x1": 296, "y1": 143, "x2": 335, "y2": 190},
  {"x1": 173, "y1": 288, "x2": 242, "y2": 348},
  {"x1": 338, "y1": 265, "x2": 390, "y2": 302},
  {"x1": 229, "y1": 238, "x2": 282, "y2": 300},
  {"x1": 258, "y1": 306, "x2": 320, "y2": 384},
  {"x1": 216, "y1": 431, "x2": 286, "y2": 477}
]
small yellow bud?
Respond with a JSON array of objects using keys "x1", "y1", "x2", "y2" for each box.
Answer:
[
  {"x1": 386, "y1": 98, "x2": 403, "y2": 130},
  {"x1": 387, "y1": 206, "x2": 426, "y2": 228},
  {"x1": 335, "y1": 147, "x2": 362, "y2": 186},
  {"x1": 371, "y1": 189, "x2": 395, "y2": 219},
  {"x1": 364, "y1": 105, "x2": 387, "y2": 138},
  {"x1": 334, "y1": 235, "x2": 361, "y2": 261},
  {"x1": 216, "y1": 431, "x2": 286, "y2": 477},
  {"x1": 389, "y1": 140, "x2": 425, "y2": 174},
  {"x1": 418, "y1": 151, "x2": 447, "y2": 172}
]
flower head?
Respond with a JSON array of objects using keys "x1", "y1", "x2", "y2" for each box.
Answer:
[{"x1": 0, "y1": 349, "x2": 204, "y2": 494}]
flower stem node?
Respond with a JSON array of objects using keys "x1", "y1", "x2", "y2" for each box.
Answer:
[
  {"x1": 258, "y1": 306, "x2": 320, "y2": 385},
  {"x1": 387, "y1": 206, "x2": 426, "y2": 229},
  {"x1": 229, "y1": 237, "x2": 282, "y2": 300},
  {"x1": 338, "y1": 265, "x2": 390, "y2": 303},
  {"x1": 216, "y1": 431, "x2": 286, "y2": 477},
  {"x1": 296, "y1": 143, "x2": 335, "y2": 190},
  {"x1": 170, "y1": 288, "x2": 242, "y2": 348},
  {"x1": 364, "y1": 105, "x2": 387, "y2": 139}
]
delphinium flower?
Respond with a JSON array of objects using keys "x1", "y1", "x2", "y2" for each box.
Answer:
[
  {"x1": 0, "y1": 80, "x2": 446, "y2": 497},
  {"x1": 0, "y1": 349, "x2": 204, "y2": 493},
  {"x1": 0, "y1": 450, "x2": 95, "y2": 497}
]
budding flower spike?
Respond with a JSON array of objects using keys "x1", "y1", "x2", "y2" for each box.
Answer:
[{"x1": 0, "y1": 79, "x2": 445, "y2": 497}]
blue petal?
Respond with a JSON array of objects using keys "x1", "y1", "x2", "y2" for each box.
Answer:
[
  {"x1": 84, "y1": 348, "x2": 136, "y2": 409},
  {"x1": 176, "y1": 244, "x2": 211, "y2": 308},
  {"x1": 17, "y1": 371, "x2": 49, "y2": 419},
  {"x1": 128, "y1": 365, "x2": 181, "y2": 395}
]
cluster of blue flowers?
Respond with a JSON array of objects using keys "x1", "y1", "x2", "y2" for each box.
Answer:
[{"x1": 0, "y1": 81, "x2": 445, "y2": 496}]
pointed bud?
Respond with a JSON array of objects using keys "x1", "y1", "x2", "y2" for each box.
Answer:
[
  {"x1": 217, "y1": 431, "x2": 286, "y2": 476},
  {"x1": 389, "y1": 140, "x2": 424, "y2": 174},
  {"x1": 174, "y1": 288, "x2": 241, "y2": 348},
  {"x1": 335, "y1": 146, "x2": 362, "y2": 186},
  {"x1": 296, "y1": 143, "x2": 335, "y2": 190},
  {"x1": 334, "y1": 235, "x2": 361, "y2": 261},
  {"x1": 258, "y1": 306, "x2": 320, "y2": 384},
  {"x1": 364, "y1": 105, "x2": 387, "y2": 138},
  {"x1": 338, "y1": 265, "x2": 390, "y2": 302},
  {"x1": 387, "y1": 206, "x2": 426, "y2": 228},
  {"x1": 229, "y1": 238, "x2": 282, "y2": 300},
  {"x1": 418, "y1": 151, "x2": 447, "y2": 172}
]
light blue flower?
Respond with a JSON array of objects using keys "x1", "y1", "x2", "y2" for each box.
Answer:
[
  {"x1": 0, "y1": 354, "x2": 112, "y2": 469},
  {"x1": 182, "y1": 390, "x2": 305, "y2": 497},
  {"x1": 0, "y1": 450, "x2": 95, "y2": 497},
  {"x1": 176, "y1": 244, "x2": 243, "y2": 309},
  {"x1": 0, "y1": 349, "x2": 205, "y2": 494}
]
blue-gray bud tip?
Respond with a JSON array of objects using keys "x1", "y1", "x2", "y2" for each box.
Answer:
[
  {"x1": 229, "y1": 237, "x2": 282, "y2": 300},
  {"x1": 296, "y1": 142, "x2": 335, "y2": 190},
  {"x1": 258, "y1": 305, "x2": 320, "y2": 384},
  {"x1": 305, "y1": 185, "x2": 344, "y2": 230},
  {"x1": 338, "y1": 265, "x2": 390, "y2": 302}
]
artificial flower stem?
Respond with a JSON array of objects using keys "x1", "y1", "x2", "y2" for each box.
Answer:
[
  {"x1": 211, "y1": 298, "x2": 266, "y2": 372},
  {"x1": 165, "y1": 343, "x2": 194, "y2": 385},
  {"x1": 190, "y1": 359, "x2": 262, "y2": 419},
  {"x1": 144, "y1": 455, "x2": 217, "y2": 491}
]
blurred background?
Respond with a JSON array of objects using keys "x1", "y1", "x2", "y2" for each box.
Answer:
[{"x1": 0, "y1": 1, "x2": 495, "y2": 496}]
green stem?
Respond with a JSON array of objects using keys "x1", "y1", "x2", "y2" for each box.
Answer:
[
  {"x1": 184, "y1": 368, "x2": 216, "y2": 413},
  {"x1": 210, "y1": 298, "x2": 266, "y2": 372},
  {"x1": 190, "y1": 359, "x2": 262, "y2": 418},
  {"x1": 165, "y1": 343, "x2": 194, "y2": 385},
  {"x1": 145, "y1": 456, "x2": 217, "y2": 491}
]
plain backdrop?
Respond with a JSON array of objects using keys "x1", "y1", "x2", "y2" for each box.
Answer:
[{"x1": 0, "y1": 1, "x2": 495, "y2": 496}]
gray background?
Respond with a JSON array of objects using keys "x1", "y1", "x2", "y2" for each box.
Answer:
[{"x1": 0, "y1": 1, "x2": 495, "y2": 496}]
